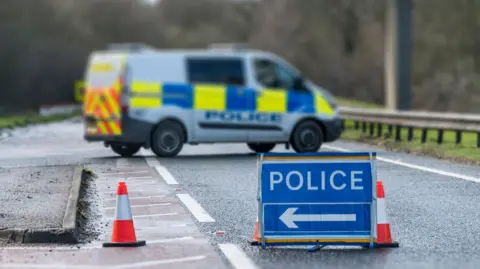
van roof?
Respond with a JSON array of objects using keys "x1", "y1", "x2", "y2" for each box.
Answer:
[
  {"x1": 96, "y1": 45, "x2": 278, "y2": 59},
  {"x1": 136, "y1": 49, "x2": 275, "y2": 58}
]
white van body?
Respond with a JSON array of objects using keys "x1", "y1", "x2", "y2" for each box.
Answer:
[{"x1": 83, "y1": 43, "x2": 343, "y2": 157}]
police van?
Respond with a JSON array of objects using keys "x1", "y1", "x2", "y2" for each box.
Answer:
[{"x1": 83, "y1": 43, "x2": 342, "y2": 157}]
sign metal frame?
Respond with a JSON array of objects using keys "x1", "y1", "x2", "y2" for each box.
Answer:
[{"x1": 256, "y1": 152, "x2": 378, "y2": 249}]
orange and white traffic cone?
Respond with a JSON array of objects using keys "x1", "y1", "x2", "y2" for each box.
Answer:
[
  {"x1": 103, "y1": 182, "x2": 146, "y2": 247},
  {"x1": 375, "y1": 180, "x2": 399, "y2": 248},
  {"x1": 249, "y1": 215, "x2": 260, "y2": 246}
]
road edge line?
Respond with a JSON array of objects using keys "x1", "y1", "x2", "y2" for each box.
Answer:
[
  {"x1": 323, "y1": 144, "x2": 480, "y2": 183},
  {"x1": 155, "y1": 165, "x2": 179, "y2": 185},
  {"x1": 176, "y1": 193, "x2": 215, "y2": 222},
  {"x1": 218, "y1": 243, "x2": 259, "y2": 269}
]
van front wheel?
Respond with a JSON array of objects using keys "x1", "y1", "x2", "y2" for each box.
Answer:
[
  {"x1": 111, "y1": 143, "x2": 142, "y2": 157},
  {"x1": 151, "y1": 120, "x2": 185, "y2": 157},
  {"x1": 247, "y1": 143, "x2": 276, "y2": 153},
  {"x1": 290, "y1": 120, "x2": 324, "y2": 153}
]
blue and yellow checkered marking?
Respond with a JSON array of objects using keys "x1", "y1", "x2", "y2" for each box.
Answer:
[
  {"x1": 162, "y1": 83, "x2": 193, "y2": 108},
  {"x1": 128, "y1": 81, "x2": 334, "y2": 116},
  {"x1": 226, "y1": 86, "x2": 256, "y2": 111}
]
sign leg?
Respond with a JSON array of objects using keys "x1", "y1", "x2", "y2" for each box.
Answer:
[{"x1": 307, "y1": 245, "x2": 325, "y2": 253}]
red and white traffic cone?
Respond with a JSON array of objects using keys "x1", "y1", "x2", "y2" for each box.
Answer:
[
  {"x1": 375, "y1": 180, "x2": 399, "y2": 248},
  {"x1": 248, "y1": 209, "x2": 260, "y2": 246},
  {"x1": 103, "y1": 182, "x2": 146, "y2": 247}
]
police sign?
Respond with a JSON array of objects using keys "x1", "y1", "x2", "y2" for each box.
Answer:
[
  {"x1": 205, "y1": 111, "x2": 281, "y2": 123},
  {"x1": 255, "y1": 152, "x2": 378, "y2": 249}
]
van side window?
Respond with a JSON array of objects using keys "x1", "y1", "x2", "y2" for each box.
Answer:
[
  {"x1": 187, "y1": 58, "x2": 245, "y2": 86},
  {"x1": 254, "y1": 59, "x2": 296, "y2": 90}
]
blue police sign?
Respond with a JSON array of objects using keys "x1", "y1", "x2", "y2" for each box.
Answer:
[{"x1": 256, "y1": 152, "x2": 377, "y2": 249}]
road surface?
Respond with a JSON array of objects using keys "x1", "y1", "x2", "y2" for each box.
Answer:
[{"x1": 0, "y1": 118, "x2": 479, "y2": 269}]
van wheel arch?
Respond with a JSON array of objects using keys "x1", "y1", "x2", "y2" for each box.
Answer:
[
  {"x1": 150, "y1": 117, "x2": 188, "y2": 145},
  {"x1": 149, "y1": 118, "x2": 187, "y2": 157},
  {"x1": 289, "y1": 117, "x2": 326, "y2": 152},
  {"x1": 290, "y1": 118, "x2": 326, "y2": 141}
]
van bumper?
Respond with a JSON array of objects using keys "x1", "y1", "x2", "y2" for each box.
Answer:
[
  {"x1": 84, "y1": 134, "x2": 124, "y2": 142},
  {"x1": 323, "y1": 118, "x2": 343, "y2": 142},
  {"x1": 83, "y1": 118, "x2": 153, "y2": 145}
]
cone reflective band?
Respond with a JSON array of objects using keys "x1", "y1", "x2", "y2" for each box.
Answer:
[
  {"x1": 103, "y1": 182, "x2": 146, "y2": 247},
  {"x1": 375, "y1": 181, "x2": 399, "y2": 248}
]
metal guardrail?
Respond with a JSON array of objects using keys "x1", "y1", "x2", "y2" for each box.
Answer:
[{"x1": 339, "y1": 107, "x2": 480, "y2": 148}]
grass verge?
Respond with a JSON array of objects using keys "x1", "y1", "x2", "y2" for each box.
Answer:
[
  {"x1": 0, "y1": 112, "x2": 81, "y2": 129},
  {"x1": 335, "y1": 98, "x2": 479, "y2": 166}
]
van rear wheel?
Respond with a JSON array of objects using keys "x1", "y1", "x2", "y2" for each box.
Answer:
[
  {"x1": 247, "y1": 143, "x2": 276, "y2": 153},
  {"x1": 111, "y1": 143, "x2": 142, "y2": 157},
  {"x1": 290, "y1": 120, "x2": 324, "y2": 153},
  {"x1": 151, "y1": 120, "x2": 185, "y2": 157}
]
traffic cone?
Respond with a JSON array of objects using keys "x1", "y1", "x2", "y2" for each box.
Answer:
[
  {"x1": 375, "y1": 180, "x2": 399, "y2": 248},
  {"x1": 103, "y1": 182, "x2": 146, "y2": 247},
  {"x1": 248, "y1": 215, "x2": 260, "y2": 246}
]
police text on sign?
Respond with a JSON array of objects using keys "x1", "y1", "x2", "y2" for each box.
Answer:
[{"x1": 269, "y1": 170, "x2": 364, "y2": 191}]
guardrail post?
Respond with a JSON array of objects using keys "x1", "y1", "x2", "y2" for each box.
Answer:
[
  {"x1": 377, "y1": 123, "x2": 383, "y2": 137},
  {"x1": 477, "y1": 133, "x2": 480, "y2": 148},
  {"x1": 395, "y1": 125, "x2": 401, "y2": 141},
  {"x1": 369, "y1": 123, "x2": 375, "y2": 136},
  {"x1": 354, "y1": 121, "x2": 359, "y2": 130},
  {"x1": 341, "y1": 120, "x2": 345, "y2": 131},
  {"x1": 455, "y1": 131, "x2": 462, "y2": 145},
  {"x1": 362, "y1": 122, "x2": 367, "y2": 133},
  {"x1": 388, "y1": 125, "x2": 393, "y2": 136},
  {"x1": 421, "y1": 129, "x2": 428, "y2": 144},
  {"x1": 407, "y1": 127, "x2": 413, "y2": 141},
  {"x1": 437, "y1": 130, "x2": 444, "y2": 144}
]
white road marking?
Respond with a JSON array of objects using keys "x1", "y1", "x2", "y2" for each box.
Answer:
[
  {"x1": 219, "y1": 244, "x2": 259, "y2": 269},
  {"x1": 140, "y1": 148, "x2": 152, "y2": 156},
  {"x1": 103, "y1": 203, "x2": 171, "y2": 210},
  {"x1": 323, "y1": 145, "x2": 480, "y2": 183},
  {"x1": 136, "y1": 224, "x2": 189, "y2": 230},
  {"x1": 96, "y1": 181, "x2": 158, "y2": 187},
  {"x1": 103, "y1": 195, "x2": 165, "y2": 202},
  {"x1": 144, "y1": 158, "x2": 160, "y2": 167},
  {"x1": 1, "y1": 236, "x2": 195, "y2": 251},
  {"x1": 98, "y1": 176, "x2": 154, "y2": 181},
  {"x1": 84, "y1": 236, "x2": 194, "y2": 249},
  {"x1": 155, "y1": 165, "x2": 179, "y2": 185},
  {"x1": 106, "y1": 212, "x2": 178, "y2": 220},
  {"x1": 176, "y1": 193, "x2": 215, "y2": 222},
  {"x1": 98, "y1": 171, "x2": 149, "y2": 176},
  {"x1": 123, "y1": 176, "x2": 153, "y2": 180},
  {"x1": 116, "y1": 159, "x2": 130, "y2": 167},
  {"x1": 100, "y1": 189, "x2": 165, "y2": 196},
  {"x1": 0, "y1": 256, "x2": 206, "y2": 269}
]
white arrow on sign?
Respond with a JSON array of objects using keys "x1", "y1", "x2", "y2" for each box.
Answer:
[{"x1": 279, "y1": 208, "x2": 357, "y2": 229}]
